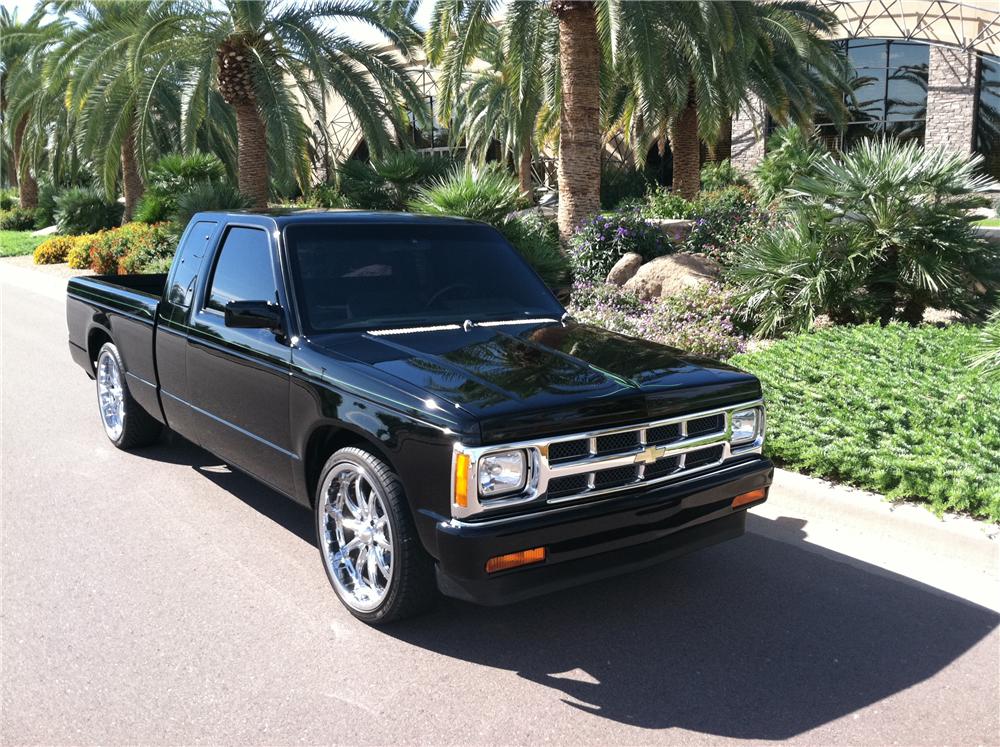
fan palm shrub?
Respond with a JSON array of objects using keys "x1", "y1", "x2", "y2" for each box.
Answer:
[
  {"x1": 409, "y1": 164, "x2": 523, "y2": 225},
  {"x1": 54, "y1": 187, "x2": 124, "y2": 235},
  {"x1": 791, "y1": 140, "x2": 1000, "y2": 324},
  {"x1": 753, "y1": 125, "x2": 827, "y2": 204},
  {"x1": 135, "y1": 152, "x2": 232, "y2": 223},
  {"x1": 971, "y1": 309, "x2": 1000, "y2": 378},
  {"x1": 338, "y1": 151, "x2": 453, "y2": 211}
]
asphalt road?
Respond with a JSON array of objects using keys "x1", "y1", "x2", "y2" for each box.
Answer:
[{"x1": 2, "y1": 262, "x2": 998, "y2": 745}]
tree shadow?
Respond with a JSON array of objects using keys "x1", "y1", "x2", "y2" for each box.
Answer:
[{"x1": 132, "y1": 435, "x2": 998, "y2": 740}]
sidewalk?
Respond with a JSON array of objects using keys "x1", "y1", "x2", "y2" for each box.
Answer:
[{"x1": 756, "y1": 468, "x2": 999, "y2": 611}]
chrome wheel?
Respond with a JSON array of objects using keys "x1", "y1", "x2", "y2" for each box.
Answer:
[
  {"x1": 319, "y1": 462, "x2": 394, "y2": 612},
  {"x1": 97, "y1": 350, "x2": 125, "y2": 440}
]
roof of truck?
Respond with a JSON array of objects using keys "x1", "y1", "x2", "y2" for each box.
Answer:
[{"x1": 194, "y1": 209, "x2": 488, "y2": 227}]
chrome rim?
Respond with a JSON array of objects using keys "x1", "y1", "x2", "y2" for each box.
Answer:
[
  {"x1": 319, "y1": 463, "x2": 394, "y2": 612},
  {"x1": 97, "y1": 351, "x2": 125, "y2": 440}
]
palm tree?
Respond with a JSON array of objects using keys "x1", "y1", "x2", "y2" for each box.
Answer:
[
  {"x1": 48, "y1": 1, "x2": 185, "y2": 220},
  {"x1": 168, "y1": 0, "x2": 426, "y2": 207},
  {"x1": 450, "y1": 2, "x2": 557, "y2": 197},
  {"x1": 1, "y1": 6, "x2": 64, "y2": 208},
  {"x1": 605, "y1": 2, "x2": 848, "y2": 199}
]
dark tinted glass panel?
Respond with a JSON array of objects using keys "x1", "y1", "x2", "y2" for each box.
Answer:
[
  {"x1": 976, "y1": 54, "x2": 1000, "y2": 181},
  {"x1": 285, "y1": 223, "x2": 565, "y2": 333},
  {"x1": 815, "y1": 39, "x2": 928, "y2": 151},
  {"x1": 167, "y1": 220, "x2": 216, "y2": 310},
  {"x1": 206, "y1": 227, "x2": 276, "y2": 312}
]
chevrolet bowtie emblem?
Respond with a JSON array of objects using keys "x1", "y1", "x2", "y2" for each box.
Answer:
[{"x1": 634, "y1": 445, "x2": 667, "y2": 465}]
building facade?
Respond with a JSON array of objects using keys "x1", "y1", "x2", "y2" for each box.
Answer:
[{"x1": 732, "y1": 0, "x2": 1000, "y2": 180}]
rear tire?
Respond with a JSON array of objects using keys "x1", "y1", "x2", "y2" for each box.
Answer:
[
  {"x1": 315, "y1": 447, "x2": 437, "y2": 624},
  {"x1": 95, "y1": 342, "x2": 162, "y2": 450}
]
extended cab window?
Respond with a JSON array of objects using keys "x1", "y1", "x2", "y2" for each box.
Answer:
[
  {"x1": 285, "y1": 223, "x2": 565, "y2": 333},
  {"x1": 206, "y1": 227, "x2": 276, "y2": 312},
  {"x1": 166, "y1": 220, "x2": 216, "y2": 310}
]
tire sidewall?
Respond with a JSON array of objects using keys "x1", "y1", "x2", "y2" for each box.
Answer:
[{"x1": 314, "y1": 448, "x2": 408, "y2": 624}]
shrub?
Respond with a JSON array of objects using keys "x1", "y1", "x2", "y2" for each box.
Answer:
[
  {"x1": 700, "y1": 159, "x2": 747, "y2": 192},
  {"x1": 35, "y1": 181, "x2": 60, "y2": 227},
  {"x1": 642, "y1": 187, "x2": 693, "y2": 219},
  {"x1": 500, "y1": 212, "x2": 568, "y2": 288},
  {"x1": 971, "y1": 308, "x2": 1000, "y2": 377},
  {"x1": 0, "y1": 207, "x2": 38, "y2": 231},
  {"x1": 339, "y1": 151, "x2": 454, "y2": 211},
  {"x1": 753, "y1": 124, "x2": 827, "y2": 203},
  {"x1": 87, "y1": 223, "x2": 177, "y2": 275},
  {"x1": 783, "y1": 139, "x2": 1000, "y2": 325},
  {"x1": 568, "y1": 212, "x2": 672, "y2": 283},
  {"x1": 732, "y1": 324, "x2": 1000, "y2": 521},
  {"x1": 67, "y1": 234, "x2": 99, "y2": 269},
  {"x1": 171, "y1": 182, "x2": 251, "y2": 228},
  {"x1": 569, "y1": 281, "x2": 748, "y2": 359},
  {"x1": 310, "y1": 182, "x2": 344, "y2": 208},
  {"x1": 0, "y1": 188, "x2": 17, "y2": 211},
  {"x1": 600, "y1": 163, "x2": 653, "y2": 210},
  {"x1": 685, "y1": 187, "x2": 769, "y2": 264},
  {"x1": 135, "y1": 152, "x2": 232, "y2": 225},
  {"x1": 33, "y1": 235, "x2": 76, "y2": 264},
  {"x1": 54, "y1": 187, "x2": 123, "y2": 235},
  {"x1": 409, "y1": 164, "x2": 523, "y2": 225}
]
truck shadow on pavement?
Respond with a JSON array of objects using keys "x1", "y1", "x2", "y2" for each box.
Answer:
[
  {"x1": 387, "y1": 517, "x2": 999, "y2": 740},
  {"x1": 147, "y1": 436, "x2": 999, "y2": 741}
]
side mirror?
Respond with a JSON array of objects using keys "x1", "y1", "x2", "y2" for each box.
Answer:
[{"x1": 224, "y1": 300, "x2": 284, "y2": 333}]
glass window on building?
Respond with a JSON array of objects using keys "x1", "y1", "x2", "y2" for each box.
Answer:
[
  {"x1": 975, "y1": 54, "x2": 1000, "y2": 181},
  {"x1": 815, "y1": 38, "x2": 929, "y2": 151}
]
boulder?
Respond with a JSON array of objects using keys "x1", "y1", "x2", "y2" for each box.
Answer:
[
  {"x1": 606, "y1": 252, "x2": 643, "y2": 286},
  {"x1": 622, "y1": 252, "x2": 721, "y2": 301}
]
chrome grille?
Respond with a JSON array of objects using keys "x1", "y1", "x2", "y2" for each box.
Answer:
[{"x1": 453, "y1": 399, "x2": 765, "y2": 519}]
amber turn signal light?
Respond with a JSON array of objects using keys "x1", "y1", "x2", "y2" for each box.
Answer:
[
  {"x1": 486, "y1": 547, "x2": 546, "y2": 574},
  {"x1": 454, "y1": 453, "x2": 470, "y2": 508},
  {"x1": 732, "y1": 488, "x2": 767, "y2": 509}
]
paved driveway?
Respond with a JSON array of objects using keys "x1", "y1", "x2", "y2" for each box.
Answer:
[{"x1": 2, "y1": 262, "x2": 998, "y2": 745}]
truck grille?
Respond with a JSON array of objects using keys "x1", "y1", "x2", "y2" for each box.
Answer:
[{"x1": 536, "y1": 408, "x2": 732, "y2": 505}]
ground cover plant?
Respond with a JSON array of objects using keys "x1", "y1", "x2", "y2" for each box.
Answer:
[
  {"x1": 567, "y1": 212, "x2": 672, "y2": 283},
  {"x1": 0, "y1": 231, "x2": 45, "y2": 257},
  {"x1": 733, "y1": 323, "x2": 1000, "y2": 521}
]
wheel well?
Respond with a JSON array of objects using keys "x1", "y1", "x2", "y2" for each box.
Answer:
[
  {"x1": 304, "y1": 425, "x2": 396, "y2": 505},
  {"x1": 87, "y1": 328, "x2": 113, "y2": 371}
]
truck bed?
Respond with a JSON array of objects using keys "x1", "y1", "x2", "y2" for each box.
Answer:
[{"x1": 66, "y1": 273, "x2": 168, "y2": 424}]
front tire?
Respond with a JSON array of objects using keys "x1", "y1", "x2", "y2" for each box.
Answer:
[
  {"x1": 315, "y1": 447, "x2": 437, "y2": 624},
  {"x1": 95, "y1": 342, "x2": 161, "y2": 450}
]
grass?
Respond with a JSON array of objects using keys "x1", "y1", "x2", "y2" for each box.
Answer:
[
  {"x1": 975, "y1": 217, "x2": 1000, "y2": 227},
  {"x1": 0, "y1": 230, "x2": 45, "y2": 257},
  {"x1": 732, "y1": 323, "x2": 1000, "y2": 522}
]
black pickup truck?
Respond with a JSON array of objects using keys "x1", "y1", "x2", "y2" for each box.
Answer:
[{"x1": 67, "y1": 210, "x2": 772, "y2": 623}]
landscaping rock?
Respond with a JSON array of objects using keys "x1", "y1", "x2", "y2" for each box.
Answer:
[
  {"x1": 645, "y1": 217, "x2": 695, "y2": 243},
  {"x1": 606, "y1": 252, "x2": 643, "y2": 286},
  {"x1": 622, "y1": 252, "x2": 721, "y2": 300},
  {"x1": 31, "y1": 225, "x2": 58, "y2": 237}
]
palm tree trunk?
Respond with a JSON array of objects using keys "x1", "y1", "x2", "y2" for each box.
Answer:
[
  {"x1": 236, "y1": 103, "x2": 269, "y2": 208},
  {"x1": 668, "y1": 84, "x2": 700, "y2": 200},
  {"x1": 708, "y1": 117, "x2": 732, "y2": 163},
  {"x1": 120, "y1": 124, "x2": 143, "y2": 222},
  {"x1": 14, "y1": 114, "x2": 38, "y2": 209},
  {"x1": 552, "y1": 0, "x2": 601, "y2": 242},
  {"x1": 518, "y1": 143, "x2": 533, "y2": 201}
]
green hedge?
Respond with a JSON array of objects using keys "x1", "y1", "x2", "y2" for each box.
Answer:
[{"x1": 733, "y1": 324, "x2": 1000, "y2": 522}]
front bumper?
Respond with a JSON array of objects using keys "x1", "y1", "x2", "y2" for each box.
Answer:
[{"x1": 433, "y1": 457, "x2": 773, "y2": 605}]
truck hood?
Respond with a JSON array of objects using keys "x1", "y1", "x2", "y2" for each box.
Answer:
[{"x1": 310, "y1": 321, "x2": 760, "y2": 443}]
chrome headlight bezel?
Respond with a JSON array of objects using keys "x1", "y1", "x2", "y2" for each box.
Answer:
[
  {"x1": 477, "y1": 449, "x2": 529, "y2": 498},
  {"x1": 730, "y1": 407, "x2": 763, "y2": 446}
]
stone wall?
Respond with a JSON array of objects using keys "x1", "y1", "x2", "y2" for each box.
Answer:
[
  {"x1": 924, "y1": 46, "x2": 978, "y2": 155},
  {"x1": 730, "y1": 95, "x2": 766, "y2": 173}
]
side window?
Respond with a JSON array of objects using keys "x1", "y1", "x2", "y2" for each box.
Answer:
[
  {"x1": 166, "y1": 220, "x2": 217, "y2": 309},
  {"x1": 205, "y1": 227, "x2": 276, "y2": 313}
]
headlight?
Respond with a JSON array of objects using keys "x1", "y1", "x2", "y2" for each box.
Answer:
[
  {"x1": 730, "y1": 408, "x2": 761, "y2": 445},
  {"x1": 478, "y1": 450, "x2": 527, "y2": 497}
]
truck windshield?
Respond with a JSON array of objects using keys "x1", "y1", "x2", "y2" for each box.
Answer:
[{"x1": 284, "y1": 222, "x2": 566, "y2": 333}]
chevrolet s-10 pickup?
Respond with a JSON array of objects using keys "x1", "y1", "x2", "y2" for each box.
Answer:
[{"x1": 67, "y1": 210, "x2": 772, "y2": 623}]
